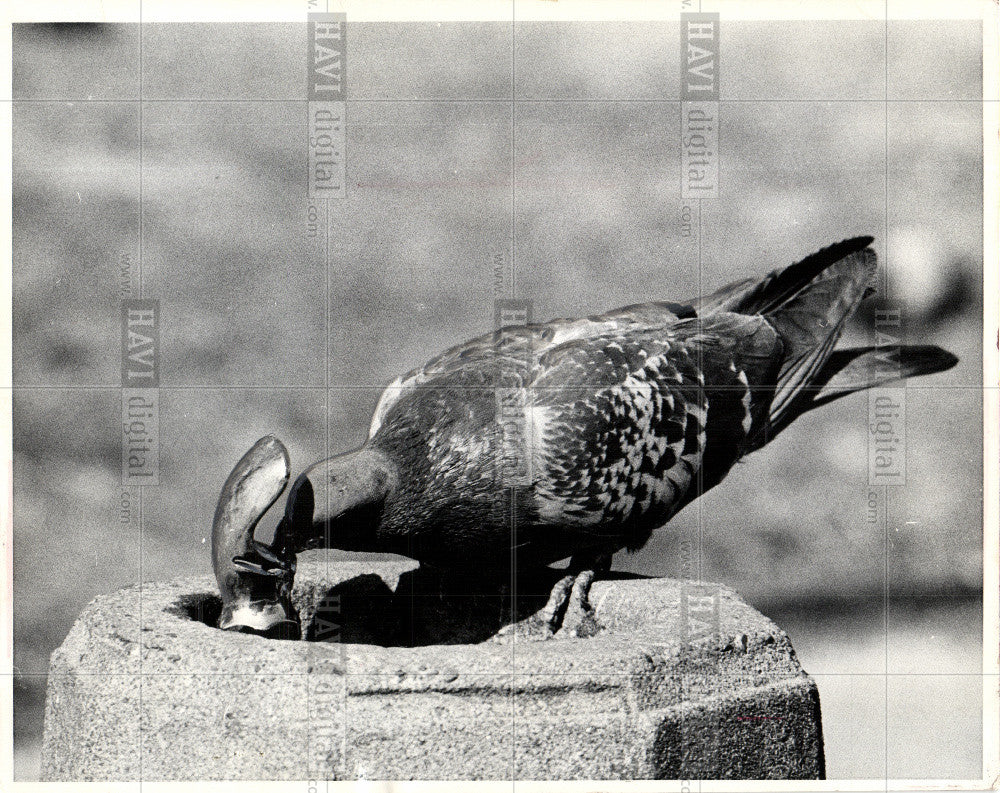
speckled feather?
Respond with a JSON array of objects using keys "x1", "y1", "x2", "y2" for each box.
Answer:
[{"x1": 360, "y1": 238, "x2": 893, "y2": 568}]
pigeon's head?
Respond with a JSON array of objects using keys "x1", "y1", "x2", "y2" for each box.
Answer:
[{"x1": 274, "y1": 448, "x2": 395, "y2": 556}]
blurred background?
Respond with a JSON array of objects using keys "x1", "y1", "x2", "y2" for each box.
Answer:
[{"x1": 12, "y1": 18, "x2": 984, "y2": 781}]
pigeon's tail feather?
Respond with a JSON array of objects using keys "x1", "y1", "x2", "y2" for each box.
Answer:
[
  {"x1": 695, "y1": 236, "x2": 875, "y2": 315},
  {"x1": 763, "y1": 344, "x2": 958, "y2": 440},
  {"x1": 740, "y1": 237, "x2": 880, "y2": 448}
]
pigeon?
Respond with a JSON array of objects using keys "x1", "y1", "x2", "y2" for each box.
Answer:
[{"x1": 213, "y1": 237, "x2": 957, "y2": 635}]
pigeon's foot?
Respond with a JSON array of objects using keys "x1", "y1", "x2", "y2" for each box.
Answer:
[
  {"x1": 551, "y1": 568, "x2": 601, "y2": 639},
  {"x1": 552, "y1": 552, "x2": 612, "y2": 638},
  {"x1": 495, "y1": 553, "x2": 610, "y2": 641}
]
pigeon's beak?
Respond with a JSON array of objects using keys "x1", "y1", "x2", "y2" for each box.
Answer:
[{"x1": 211, "y1": 436, "x2": 299, "y2": 634}]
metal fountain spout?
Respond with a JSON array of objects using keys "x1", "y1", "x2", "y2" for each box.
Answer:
[{"x1": 211, "y1": 435, "x2": 299, "y2": 634}]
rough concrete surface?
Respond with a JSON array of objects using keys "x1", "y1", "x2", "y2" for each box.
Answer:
[{"x1": 42, "y1": 556, "x2": 824, "y2": 780}]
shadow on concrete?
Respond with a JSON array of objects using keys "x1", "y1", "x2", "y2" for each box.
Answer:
[{"x1": 179, "y1": 565, "x2": 650, "y2": 646}]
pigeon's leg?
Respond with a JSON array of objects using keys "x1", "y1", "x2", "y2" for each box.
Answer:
[
  {"x1": 491, "y1": 571, "x2": 572, "y2": 641},
  {"x1": 494, "y1": 552, "x2": 612, "y2": 640},
  {"x1": 536, "y1": 574, "x2": 575, "y2": 634},
  {"x1": 551, "y1": 552, "x2": 612, "y2": 638}
]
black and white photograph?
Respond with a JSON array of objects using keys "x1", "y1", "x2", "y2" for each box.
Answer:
[{"x1": 5, "y1": 0, "x2": 998, "y2": 787}]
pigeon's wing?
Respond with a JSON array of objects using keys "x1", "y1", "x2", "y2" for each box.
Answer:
[
  {"x1": 367, "y1": 328, "x2": 536, "y2": 468},
  {"x1": 528, "y1": 312, "x2": 781, "y2": 550},
  {"x1": 368, "y1": 325, "x2": 533, "y2": 438},
  {"x1": 368, "y1": 297, "x2": 708, "y2": 440},
  {"x1": 368, "y1": 310, "x2": 689, "y2": 439}
]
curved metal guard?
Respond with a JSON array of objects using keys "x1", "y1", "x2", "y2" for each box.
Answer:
[{"x1": 211, "y1": 435, "x2": 298, "y2": 633}]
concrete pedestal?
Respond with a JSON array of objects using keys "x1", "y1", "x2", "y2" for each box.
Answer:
[{"x1": 41, "y1": 557, "x2": 824, "y2": 780}]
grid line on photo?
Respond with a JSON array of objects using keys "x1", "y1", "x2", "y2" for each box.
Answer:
[
  {"x1": 137, "y1": 8, "x2": 144, "y2": 785},
  {"x1": 509, "y1": 5, "x2": 517, "y2": 783},
  {"x1": 883, "y1": 8, "x2": 890, "y2": 785},
  {"x1": 9, "y1": 382, "x2": 991, "y2": 391},
  {"x1": 8, "y1": 97, "x2": 996, "y2": 103}
]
